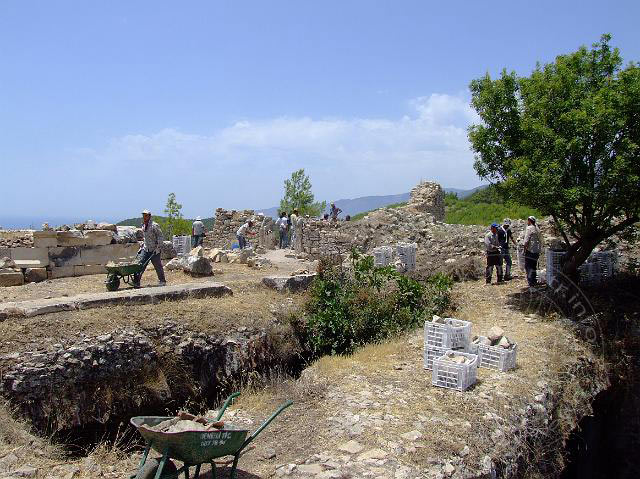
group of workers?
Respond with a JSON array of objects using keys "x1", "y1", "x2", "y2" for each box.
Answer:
[
  {"x1": 130, "y1": 208, "x2": 544, "y2": 290},
  {"x1": 484, "y1": 216, "x2": 541, "y2": 289}
]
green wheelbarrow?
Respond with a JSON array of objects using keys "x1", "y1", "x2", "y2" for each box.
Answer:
[
  {"x1": 130, "y1": 393, "x2": 292, "y2": 479},
  {"x1": 104, "y1": 250, "x2": 151, "y2": 291}
]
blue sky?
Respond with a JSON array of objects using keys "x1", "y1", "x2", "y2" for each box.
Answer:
[{"x1": 1, "y1": 1, "x2": 638, "y2": 225}]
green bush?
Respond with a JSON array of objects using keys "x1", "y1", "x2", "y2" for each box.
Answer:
[
  {"x1": 445, "y1": 186, "x2": 542, "y2": 225},
  {"x1": 303, "y1": 251, "x2": 453, "y2": 355}
]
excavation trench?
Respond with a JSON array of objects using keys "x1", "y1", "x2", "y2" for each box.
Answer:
[{"x1": 1, "y1": 320, "x2": 308, "y2": 453}]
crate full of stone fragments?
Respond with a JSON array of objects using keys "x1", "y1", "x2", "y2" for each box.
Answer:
[
  {"x1": 432, "y1": 351, "x2": 478, "y2": 391},
  {"x1": 424, "y1": 315, "x2": 472, "y2": 350},
  {"x1": 470, "y1": 335, "x2": 517, "y2": 372}
]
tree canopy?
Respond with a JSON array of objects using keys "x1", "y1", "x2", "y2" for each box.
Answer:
[
  {"x1": 279, "y1": 169, "x2": 326, "y2": 217},
  {"x1": 468, "y1": 34, "x2": 640, "y2": 278}
]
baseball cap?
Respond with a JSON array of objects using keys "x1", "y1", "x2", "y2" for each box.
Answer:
[
  {"x1": 503, "y1": 218, "x2": 512, "y2": 225},
  {"x1": 491, "y1": 223, "x2": 498, "y2": 228},
  {"x1": 142, "y1": 209, "x2": 151, "y2": 215},
  {"x1": 528, "y1": 216, "x2": 536, "y2": 223},
  {"x1": 196, "y1": 216, "x2": 201, "y2": 220}
]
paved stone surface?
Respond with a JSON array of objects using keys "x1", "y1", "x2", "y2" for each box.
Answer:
[{"x1": 0, "y1": 282, "x2": 232, "y2": 319}]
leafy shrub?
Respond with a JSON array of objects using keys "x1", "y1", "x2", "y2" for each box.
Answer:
[{"x1": 303, "y1": 250, "x2": 453, "y2": 355}]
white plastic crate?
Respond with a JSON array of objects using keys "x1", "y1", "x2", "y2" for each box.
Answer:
[
  {"x1": 423, "y1": 346, "x2": 447, "y2": 370},
  {"x1": 424, "y1": 317, "x2": 472, "y2": 350},
  {"x1": 589, "y1": 250, "x2": 617, "y2": 279},
  {"x1": 424, "y1": 345, "x2": 467, "y2": 370},
  {"x1": 470, "y1": 336, "x2": 517, "y2": 371},
  {"x1": 545, "y1": 248, "x2": 566, "y2": 286},
  {"x1": 517, "y1": 244, "x2": 526, "y2": 271},
  {"x1": 373, "y1": 246, "x2": 393, "y2": 267},
  {"x1": 396, "y1": 242, "x2": 417, "y2": 272},
  {"x1": 172, "y1": 235, "x2": 192, "y2": 256},
  {"x1": 432, "y1": 351, "x2": 478, "y2": 391},
  {"x1": 579, "y1": 250, "x2": 618, "y2": 285}
]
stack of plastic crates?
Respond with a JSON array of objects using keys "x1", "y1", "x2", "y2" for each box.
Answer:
[
  {"x1": 545, "y1": 248, "x2": 566, "y2": 286},
  {"x1": 431, "y1": 351, "x2": 478, "y2": 391},
  {"x1": 172, "y1": 235, "x2": 192, "y2": 256},
  {"x1": 373, "y1": 246, "x2": 393, "y2": 267},
  {"x1": 423, "y1": 316, "x2": 472, "y2": 370},
  {"x1": 579, "y1": 250, "x2": 617, "y2": 286},
  {"x1": 397, "y1": 242, "x2": 417, "y2": 272},
  {"x1": 470, "y1": 336, "x2": 517, "y2": 371}
]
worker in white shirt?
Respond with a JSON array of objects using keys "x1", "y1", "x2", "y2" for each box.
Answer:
[{"x1": 236, "y1": 220, "x2": 254, "y2": 249}]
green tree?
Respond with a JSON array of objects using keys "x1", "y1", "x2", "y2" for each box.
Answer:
[
  {"x1": 468, "y1": 34, "x2": 640, "y2": 280},
  {"x1": 279, "y1": 169, "x2": 326, "y2": 216},
  {"x1": 158, "y1": 193, "x2": 191, "y2": 237}
]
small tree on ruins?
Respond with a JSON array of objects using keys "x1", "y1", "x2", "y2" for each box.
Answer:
[
  {"x1": 280, "y1": 169, "x2": 326, "y2": 217},
  {"x1": 468, "y1": 34, "x2": 640, "y2": 281},
  {"x1": 158, "y1": 192, "x2": 191, "y2": 238}
]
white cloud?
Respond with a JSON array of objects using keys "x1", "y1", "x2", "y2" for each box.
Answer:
[{"x1": 69, "y1": 93, "x2": 483, "y2": 216}]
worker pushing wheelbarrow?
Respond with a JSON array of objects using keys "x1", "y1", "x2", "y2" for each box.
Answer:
[
  {"x1": 130, "y1": 392, "x2": 292, "y2": 479},
  {"x1": 105, "y1": 209, "x2": 167, "y2": 291}
]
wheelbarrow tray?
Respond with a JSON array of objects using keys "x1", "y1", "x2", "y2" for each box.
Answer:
[
  {"x1": 106, "y1": 262, "x2": 144, "y2": 276},
  {"x1": 131, "y1": 416, "x2": 249, "y2": 465}
]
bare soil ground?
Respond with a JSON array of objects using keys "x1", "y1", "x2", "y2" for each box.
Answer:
[
  {"x1": 0, "y1": 250, "x2": 311, "y2": 354},
  {"x1": 0, "y1": 248, "x2": 311, "y2": 304},
  {"x1": 0, "y1": 273, "x2": 604, "y2": 479}
]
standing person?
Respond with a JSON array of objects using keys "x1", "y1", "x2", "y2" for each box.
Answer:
[
  {"x1": 329, "y1": 202, "x2": 342, "y2": 222},
  {"x1": 191, "y1": 216, "x2": 206, "y2": 248},
  {"x1": 277, "y1": 212, "x2": 288, "y2": 248},
  {"x1": 236, "y1": 220, "x2": 254, "y2": 250},
  {"x1": 484, "y1": 223, "x2": 503, "y2": 285},
  {"x1": 523, "y1": 216, "x2": 542, "y2": 289},
  {"x1": 498, "y1": 218, "x2": 517, "y2": 280},
  {"x1": 133, "y1": 209, "x2": 166, "y2": 288},
  {"x1": 289, "y1": 209, "x2": 299, "y2": 250}
]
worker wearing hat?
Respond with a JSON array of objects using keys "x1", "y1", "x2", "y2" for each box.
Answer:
[
  {"x1": 484, "y1": 223, "x2": 503, "y2": 284},
  {"x1": 523, "y1": 216, "x2": 542, "y2": 289},
  {"x1": 133, "y1": 209, "x2": 166, "y2": 288},
  {"x1": 192, "y1": 216, "x2": 206, "y2": 248},
  {"x1": 498, "y1": 218, "x2": 518, "y2": 280}
]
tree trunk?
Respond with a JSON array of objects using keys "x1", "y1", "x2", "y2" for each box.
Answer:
[{"x1": 561, "y1": 237, "x2": 600, "y2": 284}]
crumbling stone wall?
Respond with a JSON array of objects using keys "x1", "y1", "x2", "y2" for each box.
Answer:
[
  {"x1": 406, "y1": 181, "x2": 445, "y2": 221},
  {"x1": 0, "y1": 322, "x2": 298, "y2": 432},
  {"x1": 204, "y1": 209, "x2": 260, "y2": 249}
]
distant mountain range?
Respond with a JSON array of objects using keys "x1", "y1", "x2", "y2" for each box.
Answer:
[
  {"x1": 2, "y1": 186, "x2": 486, "y2": 229},
  {"x1": 256, "y1": 185, "x2": 486, "y2": 218}
]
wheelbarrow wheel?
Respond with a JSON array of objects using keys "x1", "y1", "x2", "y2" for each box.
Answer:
[
  {"x1": 105, "y1": 274, "x2": 120, "y2": 292},
  {"x1": 136, "y1": 457, "x2": 178, "y2": 479}
]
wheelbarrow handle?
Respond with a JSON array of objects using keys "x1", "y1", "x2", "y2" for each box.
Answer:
[
  {"x1": 239, "y1": 400, "x2": 293, "y2": 451},
  {"x1": 215, "y1": 392, "x2": 241, "y2": 421}
]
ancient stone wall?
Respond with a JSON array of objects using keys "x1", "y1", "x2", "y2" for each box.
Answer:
[
  {"x1": 406, "y1": 181, "x2": 445, "y2": 221},
  {"x1": 204, "y1": 209, "x2": 261, "y2": 249},
  {"x1": 0, "y1": 229, "x2": 140, "y2": 286}
]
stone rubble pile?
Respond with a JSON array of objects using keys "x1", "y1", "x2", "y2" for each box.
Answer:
[{"x1": 0, "y1": 230, "x2": 33, "y2": 248}]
